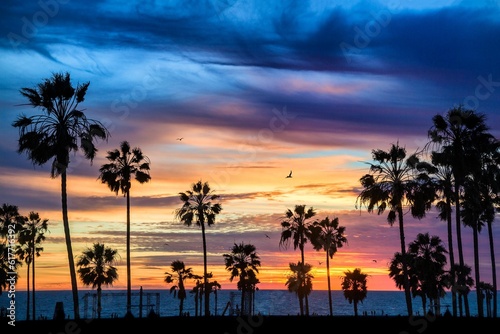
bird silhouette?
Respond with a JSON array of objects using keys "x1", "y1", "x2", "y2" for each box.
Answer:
[
  {"x1": 176, "y1": 137, "x2": 183, "y2": 141},
  {"x1": 372, "y1": 259, "x2": 377, "y2": 263},
  {"x1": 286, "y1": 170, "x2": 292, "y2": 178},
  {"x1": 265, "y1": 234, "x2": 270, "y2": 239}
]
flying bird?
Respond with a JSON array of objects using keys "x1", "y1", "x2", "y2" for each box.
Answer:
[
  {"x1": 372, "y1": 259, "x2": 377, "y2": 263},
  {"x1": 176, "y1": 137, "x2": 183, "y2": 141},
  {"x1": 265, "y1": 234, "x2": 271, "y2": 239},
  {"x1": 286, "y1": 170, "x2": 292, "y2": 178}
]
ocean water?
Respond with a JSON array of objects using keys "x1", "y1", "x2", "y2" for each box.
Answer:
[{"x1": 1, "y1": 289, "x2": 496, "y2": 321}]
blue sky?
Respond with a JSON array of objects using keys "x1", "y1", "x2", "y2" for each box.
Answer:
[{"x1": 1, "y1": 0, "x2": 500, "y2": 291}]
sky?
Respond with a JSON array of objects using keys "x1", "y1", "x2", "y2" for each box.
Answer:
[{"x1": 1, "y1": 0, "x2": 500, "y2": 293}]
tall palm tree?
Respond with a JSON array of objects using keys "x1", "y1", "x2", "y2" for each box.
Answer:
[
  {"x1": 285, "y1": 261, "x2": 313, "y2": 316},
  {"x1": 427, "y1": 151, "x2": 458, "y2": 316},
  {"x1": 223, "y1": 242, "x2": 261, "y2": 316},
  {"x1": 461, "y1": 132, "x2": 500, "y2": 318},
  {"x1": 17, "y1": 211, "x2": 48, "y2": 321},
  {"x1": 341, "y1": 268, "x2": 368, "y2": 317},
  {"x1": 356, "y1": 142, "x2": 434, "y2": 316},
  {"x1": 175, "y1": 180, "x2": 222, "y2": 317},
  {"x1": 98, "y1": 140, "x2": 151, "y2": 317},
  {"x1": 310, "y1": 216, "x2": 347, "y2": 316},
  {"x1": 76, "y1": 243, "x2": 119, "y2": 319},
  {"x1": 427, "y1": 106, "x2": 492, "y2": 316},
  {"x1": 13, "y1": 72, "x2": 109, "y2": 319},
  {"x1": 279, "y1": 204, "x2": 316, "y2": 316},
  {"x1": 164, "y1": 260, "x2": 196, "y2": 316}
]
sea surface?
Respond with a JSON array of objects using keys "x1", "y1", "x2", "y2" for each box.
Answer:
[{"x1": 1, "y1": 289, "x2": 497, "y2": 321}]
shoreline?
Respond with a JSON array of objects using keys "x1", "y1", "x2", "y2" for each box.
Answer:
[{"x1": 3, "y1": 315, "x2": 500, "y2": 334}]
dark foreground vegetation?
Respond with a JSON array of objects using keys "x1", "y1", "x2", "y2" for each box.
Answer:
[{"x1": 3, "y1": 315, "x2": 500, "y2": 334}]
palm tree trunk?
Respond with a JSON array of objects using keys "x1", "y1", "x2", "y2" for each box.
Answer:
[
  {"x1": 200, "y1": 216, "x2": 210, "y2": 317},
  {"x1": 126, "y1": 190, "x2": 132, "y2": 316},
  {"x1": 300, "y1": 242, "x2": 309, "y2": 316},
  {"x1": 454, "y1": 185, "x2": 470, "y2": 317},
  {"x1": 472, "y1": 225, "x2": 483, "y2": 317},
  {"x1": 62, "y1": 172, "x2": 80, "y2": 319},
  {"x1": 487, "y1": 222, "x2": 497, "y2": 318},
  {"x1": 446, "y1": 199, "x2": 457, "y2": 317},
  {"x1": 326, "y1": 255, "x2": 333, "y2": 316},
  {"x1": 97, "y1": 286, "x2": 102, "y2": 319},
  {"x1": 26, "y1": 261, "x2": 30, "y2": 321},
  {"x1": 398, "y1": 207, "x2": 413, "y2": 316},
  {"x1": 32, "y1": 250, "x2": 36, "y2": 320}
]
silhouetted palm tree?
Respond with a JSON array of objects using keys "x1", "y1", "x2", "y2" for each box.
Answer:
[
  {"x1": 98, "y1": 141, "x2": 151, "y2": 317},
  {"x1": 341, "y1": 268, "x2": 368, "y2": 317},
  {"x1": 285, "y1": 261, "x2": 313, "y2": 316},
  {"x1": 427, "y1": 151, "x2": 458, "y2": 316},
  {"x1": 0, "y1": 204, "x2": 23, "y2": 296},
  {"x1": 310, "y1": 216, "x2": 347, "y2": 316},
  {"x1": 17, "y1": 211, "x2": 48, "y2": 320},
  {"x1": 279, "y1": 204, "x2": 316, "y2": 315},
  {"x1": 478, "y1": 281, "x2": 494, "y2": 317},
  {"x1": 164, "y1": 260, "x2": 196, "y2": 316},
  {"x1": 408, "y1": 232, "x2": 448, "y2": 316},
  {"x1": 13, "y1": 72, "x2": 109, "y2": 319},
  {"x1": 0, "y1": 244, "x2": 22, "y2": 297},
  {"x1": 0, "y1": 204, "x2": 24, "y2": 238},
  {"x1": 76, "y1": 243, "x2": 119, "y2": 319},
  {"x1": 461, "y1": 132, "x2": 500, "y2": 318},
  {"x1": 175, "y1": 180, "x2": 222, "y2": 317},
  {"x1": 356, "y1": 142, "x2": 434, "y2": 316},
  {"x1": 426, "y1": 106, "x2": 492, "y2": 316},
  {"x1": 223, "y1": 242, "x2": 261, "y2": 316}
]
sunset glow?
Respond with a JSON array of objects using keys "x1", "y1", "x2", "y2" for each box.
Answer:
[{"x1": 1, "y1": 0, "x2": 500, "y2": 297}]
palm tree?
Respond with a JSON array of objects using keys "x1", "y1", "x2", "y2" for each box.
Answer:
[
  {"x1": 17, "y1": 211, "x2": 48, "y2": 321},
  {"x1": 279, "y1": 204, "x2": 316, "y2": 316},
  {"x1": 428, "y1": 151, "x2": 458, "y2": 316},
  {"x1": 76, "y1": 243, "x2": 119, "y2": 319},
  {"x1": 175, "y1": 180, "x2": 222, "y2": 317},
  {"x1": 408, "y1": 232, "x2": 448, "y2": 316},
  {"x1": 0, "y1": 204, "x2": 24, "y2": 238},
  {"x1": 356, "y1": 142, "x2": 434, "y2": 316},
  {"x1": 13, "y1": 72, "x2": 109, "y2": 319},
  {"x1": 0, "y1": 243, "x2": 22, "y2": 297},
  {"x1": 285, "y1": 261, "x2": 313, "y2": 316},
  {"x1": 341, "y1": 268, "x2": 368, "y2": 317},
  {"x1": 98, "y1": 140, "x2": 151, "y2": 317},
  {"x1": 461, "y1": 132, "x2": 500, "y2": 318},
  {"x1": 164, "y1": 260, "x2": 196, "y2": 316},
  {"x1": 478, "y1": 281, "x2": 495, "y2": 317},
  {"x1": 223, "y1": 242, "x2": 261, "y2": 316},
  {"x1": 426, "y1": 106, "x2": 492, "y2": 316},
  {"x1": 310, "y1": 216, "x2": 347, "y2": 316}
]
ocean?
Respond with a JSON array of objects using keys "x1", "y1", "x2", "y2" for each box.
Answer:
[{"x1": 1, "y1": 289, "x2": 496, "y2": 321}]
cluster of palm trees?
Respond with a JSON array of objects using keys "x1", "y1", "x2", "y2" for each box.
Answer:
[
  {"x1": 356, "y1": 107, "x2": 500, "y2": 318},
  {"x1": 0, "y1": 204, "x2": 48, "y2": 321},
  {"x1": 1, "y1": 72, "x2": 499, "y2": 320}
]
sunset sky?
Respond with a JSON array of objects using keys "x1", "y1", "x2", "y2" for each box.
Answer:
[{"x1": 1, "y1": 0, "x2": 500, "y2": 293}]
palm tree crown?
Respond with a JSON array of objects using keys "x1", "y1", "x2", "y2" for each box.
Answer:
[{"x1": 77, "y1": 243, "x2": 119, "y2": 319}]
